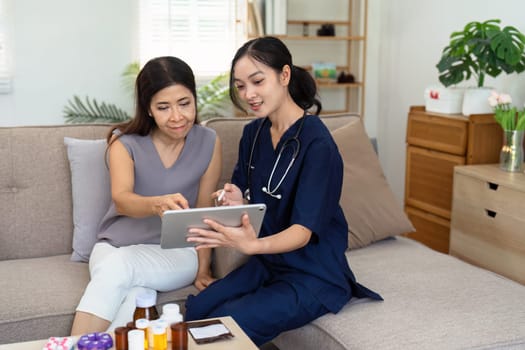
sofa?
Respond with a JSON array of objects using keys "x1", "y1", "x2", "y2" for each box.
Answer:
[{"x1": 1, "y1": 114, "x2": 524, "y2": 349}]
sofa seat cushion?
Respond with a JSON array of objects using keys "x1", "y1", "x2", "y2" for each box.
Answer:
[
  {"x1": 0, "y1": 255, "x2": 198, "y2": 344},
  {"x1": 274, "y1": 237, "x2": 525, "y2": 350},
  {"x1": 0, "y1": 255, "x2": 89, "y2": 343}
]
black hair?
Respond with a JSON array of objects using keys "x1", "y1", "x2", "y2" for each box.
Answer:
[
  {"x1": 107, "y1": 56, "x2": 198, "y2": 144},
  {"x1": 229, "y1": 36, "x2": 321, "y2": 115}
]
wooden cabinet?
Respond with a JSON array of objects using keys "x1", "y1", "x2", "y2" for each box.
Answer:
[
  {"x1": 245, "y1": 0, "x2": 367, "y2": 116},
  {"x1": 404, "y1": 106, "x2": 502, "y2": 253},
  {"x1": 450, "y1": 164, "x2": 525, "y2": 285}
]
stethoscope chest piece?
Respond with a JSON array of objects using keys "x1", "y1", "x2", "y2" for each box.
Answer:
[{"x1": 246, "y1": 114, "x2": 305, "y2": 200}]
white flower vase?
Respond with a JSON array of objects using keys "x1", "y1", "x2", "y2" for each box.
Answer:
[
  {"x1": 462, "y1": 88, "x2": 494, "y2": 116},
  {"x1": 499, "y1": 130, "x2": 524, "y2": 172}
]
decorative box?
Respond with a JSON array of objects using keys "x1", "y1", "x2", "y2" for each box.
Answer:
[
  {"x1": 424, "y1": 86, "x2": 464, "y2": 114},
  {"x1": 312, "y1": 62, "x2": 337, "y2": 83}
]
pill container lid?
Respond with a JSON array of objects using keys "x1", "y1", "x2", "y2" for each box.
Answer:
[
  {"x1": 155, "y1": 319, "x2": 169, "y2": 328},
  {"x1": 135, "y1": 289, "x2": 157, "y2": 307},
  {"x1": 135, "y1": 318, "x2": 149, "y2": 329},
  {"x1": 152, "y1": 324, "x2": 166, "y2": 335}
]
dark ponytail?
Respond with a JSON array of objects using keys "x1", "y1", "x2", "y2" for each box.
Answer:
[
  {"x1": 289, "y1": 65, "x2": 321, "y2": 114},
  {"x1": 230, "y1": 36, "x2": 322, "y2": 115}
]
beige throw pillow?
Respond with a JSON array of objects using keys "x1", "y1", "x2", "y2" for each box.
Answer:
[{"x1": 331, "y1": 119, "x2": 414, "y2": 249}]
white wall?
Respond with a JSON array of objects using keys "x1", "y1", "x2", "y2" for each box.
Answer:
[
  {"x1": 2, "y1": 0, "x2": 525, "y2": 204},
  {"x1": 370, "y1": 0, "x2": 525, "y2": 202},
  {"x1": 0, "y1": 0, "x2": 137, "y2": 126}
]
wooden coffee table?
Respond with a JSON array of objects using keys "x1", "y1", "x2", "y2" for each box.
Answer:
[{"x1": 0, "y1": 316, "x2": 257, "y2": 350}]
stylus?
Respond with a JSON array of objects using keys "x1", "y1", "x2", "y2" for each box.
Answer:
[{"x1": 217, "y1": 189, "x2": 225, "y2": 203}]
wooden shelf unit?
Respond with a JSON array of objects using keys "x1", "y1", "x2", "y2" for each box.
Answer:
[
  {"x1": 274, "y1": 35, "x2": 366, "y2": 41},
  {"x1": 244, "y1": 0, "x2": 368, "y2": 116},
  {"x1": 403, "y1": 106, "x2": 503, "y2": 253}
]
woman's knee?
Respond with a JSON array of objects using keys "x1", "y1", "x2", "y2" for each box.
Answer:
[{"x1": 89, "y1": 248, "x2": 134, "y2": 288}]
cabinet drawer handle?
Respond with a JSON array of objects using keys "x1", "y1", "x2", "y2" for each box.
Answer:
[
  {"x1": 488, "y1": 182, "x2": 499, "y2": 191},
  {"x1": 485, "y1": 209, "x2": 497, "y2": 218}
]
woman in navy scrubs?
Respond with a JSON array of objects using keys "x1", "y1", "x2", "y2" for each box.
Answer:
[{"x1": 185, "y1": 36, "x2": 382, "y2": 346}]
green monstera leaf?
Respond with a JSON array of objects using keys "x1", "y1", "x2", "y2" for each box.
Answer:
[{"x1": 437, "y1": 19, "x2": 525, "y2": 87}]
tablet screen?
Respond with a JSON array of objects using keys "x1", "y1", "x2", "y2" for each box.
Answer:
[{"x1": 160, "y1": 204, "x2": 267, "y2": 249}]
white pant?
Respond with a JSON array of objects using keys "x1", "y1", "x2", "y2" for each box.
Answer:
[{"x1": 76, "y1": 242, "x2": 197, "y2": 330}]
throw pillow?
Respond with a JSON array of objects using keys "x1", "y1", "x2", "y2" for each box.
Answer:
[
  {"x1": 331, "y1": 119, "x2": 414, "y2": 249},
  {"x1": 64, "y1": 137, "x2": 111, "y2": 262}
]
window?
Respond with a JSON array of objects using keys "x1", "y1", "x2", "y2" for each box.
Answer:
[
  {"x1": 0, "y1": 0, "x2": 11, "y2": 93},
  {"x1": 139, "y1": 0, "x2": 241, "y2": 78}
]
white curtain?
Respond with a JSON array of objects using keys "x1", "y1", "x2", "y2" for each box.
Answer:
[
  {"x1": 0, "y1": 0, "x2": 12, "y2": 93},
  {"x1": 139, "y1": 0, "x2": 242, "y2": 78}
]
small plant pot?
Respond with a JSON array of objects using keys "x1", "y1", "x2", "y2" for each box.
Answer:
[{"x1": 462, "y1": 87, "x2": 494, "y2": 116}]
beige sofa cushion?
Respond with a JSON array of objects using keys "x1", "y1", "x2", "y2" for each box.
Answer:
[
  {"x1": 274, "y1": 237, "x2": 525, "y2": 350},
  {"x1": 332, "y1": 118, "x2": 414, "y2": 249},
  {"x1": 0, "y1": 124, "x2": 112, "y2": 260},
  {"x1": 0, "y1": 255, "x2": 89, "y2": 343}
]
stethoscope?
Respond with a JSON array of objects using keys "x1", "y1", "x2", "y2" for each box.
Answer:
[{"x1": 245, "y1": 113, "x2": 306, "y2": 201}]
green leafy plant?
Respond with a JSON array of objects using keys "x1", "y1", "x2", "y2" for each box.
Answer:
[
  {"x1": 436, "y1": 19, "x2": 525, "y2": 87},
  {"x1": 197, "y1": 72, "x2": 231, "y2": 121},
  {"x1": 121, "y1": 61, "x2": 140, "y2": 95},
  {"x1": 63, "y1": 62, "x2": 231, "y2": 123},
  {"x1": 63, "y1": 95, "x2": 131, "y2": 124},
  {"x1": 63, "y1": 62, "x2": 138, "y2": 124}
]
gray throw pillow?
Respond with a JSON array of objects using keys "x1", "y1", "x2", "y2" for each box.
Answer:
[{"x1": 64, "y1": 137, "x2": 111, "y2": 262}]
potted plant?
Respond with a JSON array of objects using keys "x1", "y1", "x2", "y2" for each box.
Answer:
[
  {"x1": 435, "y1": 19, "x2": 525, "y2": 115},
  {"x1": 64, "y1": 63, "x2": 232, "y2": 123}
]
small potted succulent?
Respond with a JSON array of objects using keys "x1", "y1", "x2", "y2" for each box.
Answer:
[{"x1": 434, "y1": 19, "x2": 525, "y2": 115}]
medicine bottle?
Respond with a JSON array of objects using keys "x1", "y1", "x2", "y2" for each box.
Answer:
[
  {"x1": 114, "y1": 326, "x2": 131, "y2": 350},
  {"x1": 127, "y1": 329, "x2": 145, "y2": 350},
  {"x1": 160, "y1": 303, "x2": 183, "y2": 342},
  {"x1": 170, "y1": 322, "x2": 188, "y2": 350},
  {"x1": 133, "y1": 289, "x2": 159, "y2": 322},
  {"x1": 152, "y1": 322, "x2": 168, "y2": 350},
  {"x1": 135, "y1": 318, "x2": 150, "y2": 350},
  {"x1": 147, "y1": 318, "x2": 168, "y2": 347}
]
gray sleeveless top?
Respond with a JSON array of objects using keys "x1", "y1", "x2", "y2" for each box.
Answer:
[{"x1": 97, "y1": 125, "x2": 216, "y2": 247}]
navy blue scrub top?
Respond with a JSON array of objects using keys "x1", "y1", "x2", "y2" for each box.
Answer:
[{"x1": 231, "y1": 115, "x2": 382, "y2": 313}]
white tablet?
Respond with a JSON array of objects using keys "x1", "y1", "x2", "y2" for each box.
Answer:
[{"x1": 160, "y1": 204, "x2": 267, "y2": 249}]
